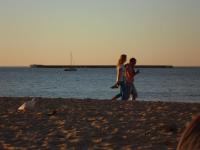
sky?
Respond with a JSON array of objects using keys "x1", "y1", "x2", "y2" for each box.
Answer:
[{"x1": 0, "y1": 0, "x2": 200, "y2": 66}]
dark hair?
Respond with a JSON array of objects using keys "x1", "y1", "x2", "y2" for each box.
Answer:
[
  {"x1": 177, "y1": 114, "x2": 200, "y2": 150},
  {"x1": 130, "y1": 58, "x2": 136, "y2": 63}
]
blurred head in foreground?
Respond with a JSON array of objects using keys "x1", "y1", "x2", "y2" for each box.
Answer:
[{"x1": 177, "y1": 114, "x2": 200, "y2": 150}]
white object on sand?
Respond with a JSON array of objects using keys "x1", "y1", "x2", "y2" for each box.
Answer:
[{"x1": 18, "y1": 98, "x2": 36, "y2": 111}]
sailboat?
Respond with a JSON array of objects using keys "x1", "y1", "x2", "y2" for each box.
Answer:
[{"x1": 64, "y1": 52, "x2": 77, "y2": 71}]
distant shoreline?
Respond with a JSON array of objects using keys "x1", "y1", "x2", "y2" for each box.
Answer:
[
  {"x1": 30, "y1": 64, "x2": 173, "y2": 68},
  {"x1": 1, "y1": 65, "x2": 200, "y2": 68}
]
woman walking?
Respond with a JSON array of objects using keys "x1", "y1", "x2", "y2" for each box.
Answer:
[{"x1": 112, "y1": 54, "x2": 128, "y2": 100}]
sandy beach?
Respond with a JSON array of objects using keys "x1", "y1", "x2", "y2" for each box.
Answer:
[{"x1": 0, "y1": 97, "x2": 199, "y2": 150}]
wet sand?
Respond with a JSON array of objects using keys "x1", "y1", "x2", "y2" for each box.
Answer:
[{"x1": 0, "y1": 97, "x2": 199, "y2": 150}]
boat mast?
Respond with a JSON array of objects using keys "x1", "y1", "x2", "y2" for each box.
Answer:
[{"x1": 70, "y1": 52, "x2": 72, "y2": 66}]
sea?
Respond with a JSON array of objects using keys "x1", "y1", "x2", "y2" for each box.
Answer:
[{"x1": 0, "y1": 67, "x2": 200, "y2": 103}]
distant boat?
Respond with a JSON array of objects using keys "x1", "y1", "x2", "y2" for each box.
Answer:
[{"x1": 64, "y1": 52, "x2": 77, "y2": 71}]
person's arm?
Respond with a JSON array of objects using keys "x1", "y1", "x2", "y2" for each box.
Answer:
[
  {"x1": 127, "y1": 65, "x2": 134, "y2": 76},
  {"x1": 135, "y1": 69, "x2": 140, "y2": 75},
  {"x1": 117, "y1": 67, "x2": 123, "y2": 84}
]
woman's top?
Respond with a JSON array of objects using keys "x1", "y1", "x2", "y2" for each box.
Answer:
[{"x1": 116, "y1": 64, "x2": 126, "y2": 82}]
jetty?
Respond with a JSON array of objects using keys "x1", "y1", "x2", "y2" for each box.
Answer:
[{"x1": 30, "y1": 64, "x2": 173, "y2": 68}]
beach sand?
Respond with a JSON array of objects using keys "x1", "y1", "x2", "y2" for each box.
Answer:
[{"x1": 0, "y1": 97, "x2": 199, "y2": 150}]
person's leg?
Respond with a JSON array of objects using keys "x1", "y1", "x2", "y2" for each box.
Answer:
[
  {"x1": 121, "y1": 82, "x2": 128, "y2": 100},
  {"x1": 111, "y1": 82, "x2": 122, "y2": 100},
  {"x1": 131, "y1": 83, "x2": 138, "y2": 100},
  {"x1": 129, "y1": 84, "x2": 133, "y2": 100},
  {"x1": 126, "y1": 83, "x2": 132, "y2": 100},
  {"x1": 112, "y1": 93, "x2": 121, "y2": 100}
]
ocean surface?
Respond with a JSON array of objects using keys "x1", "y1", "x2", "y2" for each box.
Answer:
[{"x1": 0, "y1": 67, "x2": 200, "y2": 102}]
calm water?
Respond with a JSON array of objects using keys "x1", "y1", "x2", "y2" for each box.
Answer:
[{"x1": 0, "y1": 67, "x2": 200, "y2": 102}]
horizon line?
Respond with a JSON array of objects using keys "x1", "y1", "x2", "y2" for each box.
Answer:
[{"x1": 0, "y1": 64, "x2": 200, "y2": 68}]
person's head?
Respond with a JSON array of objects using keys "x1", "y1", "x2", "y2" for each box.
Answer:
[
  {"x1": 130, "y1": 58, "x2": 137, "y2": 66},
  {"x1": 117, "y1": 54, "x2": 127, "y2": 66},
  {"x1": 177, "y1": 114, "x2": 200, "y2": 150}
]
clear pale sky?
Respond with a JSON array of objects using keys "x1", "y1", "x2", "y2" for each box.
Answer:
[{"x1": 0, "y1": 0, "x2": 200, "y2": 66}]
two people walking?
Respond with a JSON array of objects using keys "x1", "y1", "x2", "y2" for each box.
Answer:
[{"x1": 111, "y1": 54, "x2": 139, "y2": 101}]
